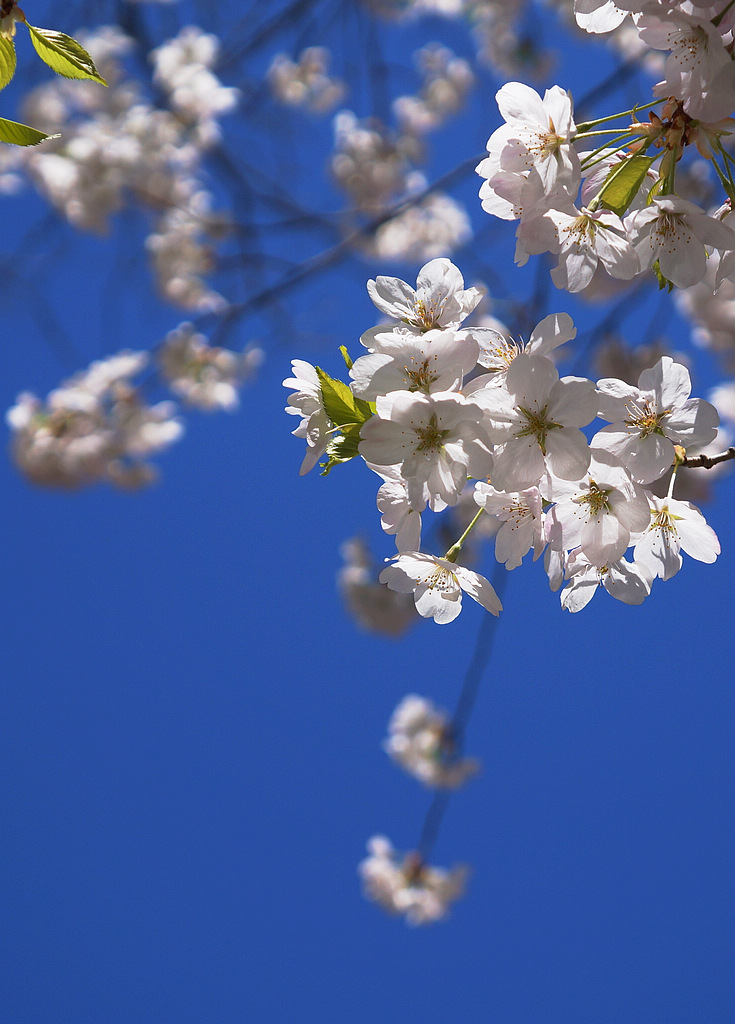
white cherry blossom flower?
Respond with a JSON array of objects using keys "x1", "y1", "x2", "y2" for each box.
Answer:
[
  {"x1": 471, "y1": 353, "x2": 597, "y2": 492},
  {"x1": 358, "y1": 836, "x2": 467, "y2": 925},
  {"x1": 359, "y1": 391, "x2": 492, "y2": 508},
  {"x1": 477, "y1": 82, "x2": 580, "y2": 220},
  {"x1": 594, "y1": 356, "x2": 719, "y2": 483},
  {"x1": 471, "y1": 311, "x2": 576, "y2": 377},
  {"x1": 547, "y1": 450, "x2": 650, "y2": 566},
  {"x1": 636, "y1": 8, "x2": 735, "y2": 121},
  {"x1": 517, "y1": 202, "x2": 639, "y2": 292},
  {"x1": 626, "y1": 196, "x2": 735, "y2": 288},
  {"x1": 560, "y1": 549, "x2": 652, "y2": 612},
  {"x1": 384, "y1": 695, "x2": 478, "y2": 788},
  {"x1": 474, "y1": 482, "x2": 546, "y2": 569},
  {"x1": 283, "y1": 360, "x2": 333, "y2": 475},
  {"x1": 365, "y1": 258, "x2": 483, "y2": 333},
  {"x1": 632, "y1": 494, "x2": 720, "y2": 580},
  {"x1": 349, "y1": 327, "x2": 479, "y2": 400},
  {"x1": 380, "y1": 552, "x2": 502, "y2": 624}
]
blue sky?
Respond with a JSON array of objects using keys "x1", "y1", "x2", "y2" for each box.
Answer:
[{"x1": 2, "y1": 3, "x2": 735, "y2": 1023}]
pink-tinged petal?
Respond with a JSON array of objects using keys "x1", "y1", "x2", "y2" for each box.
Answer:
[
  {"x1": 603, "y1": 561, "x2": 651, "y2": 605},
  {"x1": 658, "y1": 229, "x2": 706, "y2": 288},
  {"x1": 367, "y1": 276, "x2": 416, "y2": 318},
  {"x1": 415, "y1": 585, "x2": 462, "y2": 624},
  {"x1": 581, "y1": 512, "x2": 628, "y2": 566},
  {"x1": 561, "y1": 567, "x2": 599, "y2": 612},
  {"x1": 549, "y1": 377, "x2": 598, "y2": 426},
  {"x1": 545, "y1": 428, "x2": 592, "y2": 480},
  {"x1": 665, "y1": 398, "x2": 719, "y2": 448},
  {"x1": 527, "y1": 312, "x2": 577, "y2": 355},
  {"x1": 492, "y1": 437, "x2": 545, "y2": 492},
  {"x1": 496, "y1": 82, "x2": 548, "y2": 127},
  {"x1": 634, "y1": 528, "x2": 682, "y2": 582},
  {"x1": 596, "y1": 378, "x2": 639, "y2": 418},
  {"x1": 416, "y1": 258, "x2": 464, "y2": 300},
  {"x1": 672, "y1": 500, "x2": 721, "y2": 564},
  {"x1": 542, "y1": 85, "x2": 575, "y2": 134},
  {"x1": 638, "y1": 356, "x2": 690, "y2": 409},
  {"x1": 379, "y1": 563, "x2": 419, "y2": 593},
  {"x1": 506, "y1": 353, "x2": 558, "y2": 406},
  {"x1": 454, "y1": 566, "x2": 503, "y2": 615}
]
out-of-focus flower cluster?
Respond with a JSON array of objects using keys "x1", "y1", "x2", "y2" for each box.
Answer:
[
  {"x1": 267, "y1": 47, "x2": 345, "y2": 113},
  {"x1": 158, "y1": 322, "x2": 263, "y2": 411},
  {"x1": 7, "y1": 351, "x2": 182, "y2": 489},
  {"x1": 358, "y1": 835, "x2": 467, "y2": 925},
  {"x1": 0, "y1": 25, "x2": 237, "y2": 312},
  {"x1": 337, "y1": 538, "x2": 417, "y2": 636},
  {"x1": 286, "y1": 258, "x2": 723, "y2": 619},
  {"x1": 384, "y1": 694, "x2": 478, "y2": 788},
  {"x1": 7, "y1": 325, "x2": 262, "y2": 488},
  {"x1": 328, "y1": 40, "x2": 476, "y2": 261}
]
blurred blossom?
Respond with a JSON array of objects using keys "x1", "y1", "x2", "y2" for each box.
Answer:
[
  {"x1": 3, "y1": 25, "x2": 234, "y2": 312},
  {"x1": 676, "y1": 254, "x2": 735, "y2": 362},
  {"x1": 267, "y1": 47, "x2": 345, "y2": 113},
  {"x1": 358, "y1": 835, "x2": 467, "y2": 925},
  {"x1": 331, "y1": 110, "x2": 421, "y2": 212},
  {"x1": 159, "y1": 323, "x2": 263, "y2": 411},
  {"x1": 393, "y1": 44, "x2": 474, "y2": 136},
  {"x1": 337, "y1": 538, "x2": 417, "y2": 636},
  {"x1": 384, "y1": 694, "x2": 479, "y2": 788},
  {"x1": 369, "y1": 192, "x2": 472, "y2": 262},
  {"x1": 7, "y1": 352, "x2": 182, "y2": 489}
]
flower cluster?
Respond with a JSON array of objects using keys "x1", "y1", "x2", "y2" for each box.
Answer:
[
  {"x1": 158, "y1": 323, "x2": 263, "y2": 412},
  {"x1": 384, "y1": 694, "x2": 478, "y2": 788},
  {"x1": 267, "y1": 47, "x2": 345, "y2": 113},
  {"x1": 0, "y1": 25, "x2": 236, "y2": 312},
  {"x1": 286, "y1": 258, "x2": 722, "y2": 618},
  {"x1": 477, "y1": 1, "x2": 735, "y2": 294},
  {"x1": 7, "y1": 351, "x2": 182, "y2": 489},
  {"x1": 358, "y1": 835, "x2": 467, "y2": 925}
]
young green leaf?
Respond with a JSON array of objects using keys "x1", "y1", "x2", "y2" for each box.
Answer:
[
  {"x1": 26, "y1": 24, "x2": 107, "y2": 85},
  {"x1": 315, "y1": 366, "x2": 372, "y2": 428},
  {"x1": 339, "y1": 345, "x2": 354, "y2": 371},
  {"x1": 0, "y1": 116, "x2": 58, "y2": 146},
  {"x1": 0, "y1": 35, "x2": 16, "y2": 91},
  {"x1": 319, "y1": 424, "x2": 363, "y2": 476},
  {"x1": 598, "y1": 154, "x2": 654, "y2": 217}
]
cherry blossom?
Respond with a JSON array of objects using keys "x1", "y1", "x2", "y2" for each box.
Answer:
[
  {"x1": 594, "y1": 355, "x2": 719, "y2": 483},
  {"x1": 358, "y1": 835, "x2": 467, "y2": 925},
  {"x1": 283, "y1": 360, "x2": 334, "y2": 476},
  {"x1": 384, "y1": 695, "x2": 478, "y2": 788},
  {"x1": 380, "y1": 552, "x2": 502, "y2": 624},
  {"x1": 359, "y1": 390, "x2": 492, "y2": 508},
  {"x1": 633, "y1": 494, "x2": 721, "y2": 580},
  {"x1": 365, "y1": 258, "x2": 483, "y2": 333},
  {"x1": 560, "y1": 550, "x2": 652, "y2": 612}
]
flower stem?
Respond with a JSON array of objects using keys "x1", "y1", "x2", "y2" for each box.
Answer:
[{"x1": 444, "y1": 508, "x2": 484, "y2": 563}]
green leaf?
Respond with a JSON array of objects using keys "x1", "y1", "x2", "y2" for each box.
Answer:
[
  {"x1": 339, "y1": 345, "x2": 354, "y2": 371},
  {"x1": 598, "y1": 154, "x2": 654, "y2": 216},
  {"x1": 0, "y1": 116, "x2": 58, "y2": 146},
  {"x1": 319, "y1": 424, "x2": 363, "y2": 475},
  {"x1": 26, "y1": 24, "x2": 107, "y2": 85},
  {"x1": 315, "y1": 366, "x2": 372, "y2": 428},
  {"x1": 0, "y1": 35, "x2": 16, "y2": 91}
]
